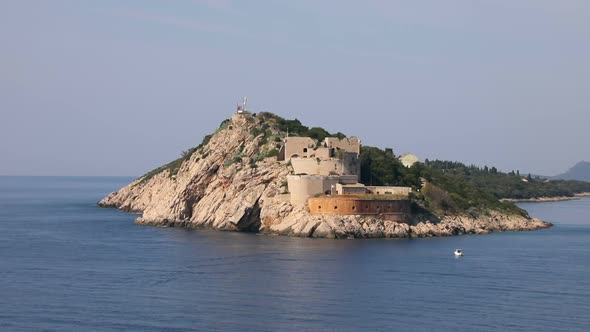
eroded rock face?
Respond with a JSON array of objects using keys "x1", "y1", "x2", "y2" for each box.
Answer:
[
  {"x1": 99, "y1": 113, "x2": 552, "y2": 239},
  {"x1": 100, "y1": 114, "x2": 290, "y2": 232}
]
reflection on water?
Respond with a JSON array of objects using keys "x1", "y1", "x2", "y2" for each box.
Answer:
[{"x1": 0, "y1": 177, "x2": 589, "y2": 331}]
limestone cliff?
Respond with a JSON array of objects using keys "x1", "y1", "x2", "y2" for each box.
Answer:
[{"x1": 99, "y1": 113, "x2": 551, "y2": 238}]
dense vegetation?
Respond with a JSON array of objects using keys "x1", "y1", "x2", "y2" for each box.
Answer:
[
  {"x1": 425, "y1": 160, "x2": 590, "y2": 200},
  {"x1": 359, "y1": 151, "x2": 590, "y2": 217},
  {"x1": 257, "y1": 112, "x2": 346, "y2": 142},
  {"x1": 359, "y1": 147, "x2": 425, "y2": 189},
  {"x1": 358, "y1": 147, "x2": 525, "y2": 217}
]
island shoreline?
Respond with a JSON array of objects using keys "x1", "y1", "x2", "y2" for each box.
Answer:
[
  {"x1": 98, "y1": 201, "x2": 552, "y2": 239},
  {"x1": 502, "y1": 192, "x2": 590, "y2": 203}
]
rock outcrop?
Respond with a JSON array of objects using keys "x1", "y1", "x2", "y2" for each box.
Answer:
[{"x1": 99, "y1": 113, "x2": 551, "y2": 239}]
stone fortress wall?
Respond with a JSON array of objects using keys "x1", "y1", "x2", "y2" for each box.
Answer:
[
  {"x1": 291, "y1": 153, "x2": 360, "y2": 176},
  {"x1": 279, "y1": 137, "x2": 316, "y2": 161},
  {"x1": 286, "y1": 174, "x2": 359, "y2": 206},
  {"x1": 335, "y1": 183, "x2": 368, "y2": 195},
  {"x1": 324, "y1": 137, "x2": 360, "y2": 154},
  {"x1": 308, "y1": 196, "x2": 411, "y2": 222},
  {"x1": 281, "y1": 135, "x2": 412, "y2": 221},
  {"x1": 365, "y1": 186, "x2": 412, "y2": 196},
  {"x1": 286, "y1": 175, "x2": 338, "y2": 206},
  {"x1": 279, "y1": 136, "x2": 361, "y2": 161}
]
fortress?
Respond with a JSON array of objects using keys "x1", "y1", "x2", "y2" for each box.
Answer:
[{"x1": 279, "y1": 135, "x2": 412, "y2": 222}]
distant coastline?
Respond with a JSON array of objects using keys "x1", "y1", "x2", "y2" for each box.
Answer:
[{"x1": 502, "y1": 192, "x2": 590, "y2": 203}]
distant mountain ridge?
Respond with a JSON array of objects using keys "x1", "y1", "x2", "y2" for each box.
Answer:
[{"x1": 553, "y1": 161, "x2": 590, "y2": 182}]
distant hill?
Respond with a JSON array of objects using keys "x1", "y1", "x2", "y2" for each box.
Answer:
[
  {"x1": 424, "y1": 160, "x2": 590, "y2": 200},
  {"x1": 553, "y1": 161, "x2": 590, "y2": 182}
]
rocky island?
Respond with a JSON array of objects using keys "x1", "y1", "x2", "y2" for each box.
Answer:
[{"x1": 99, "y1": 110, "x2": 551, "y2": 238}]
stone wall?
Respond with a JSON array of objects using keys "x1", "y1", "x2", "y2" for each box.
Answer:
[
  {"x1": 308, "y1": 196, "x2": 410, "y2": 222},
  {"x1": 280, "y1": 137, "x2": 360, "y2": 161},
  {"x1": 287, "y1": 175, "x2": 340, "y2": 206},
  {"x1": 292, "y1": 158, "x2": 341, "y2": 176},
  {"x1": 281, "y1": 137, "x2": 315, "y2": 161},
  {"x1": 341, "y1": 152, "x2": 361, "y2": 176},
  {"x1": 291, "y1": 155, "x2": 360, "y2": 177},
  {"x1": 325, "y1": 137, "x2": 360, "y2": 154},
  {"x1": 366, "y1": 186, "x2": 411, "y2": 196},
  {"x1": 337, "y1": 175, "x2": 360, "y2": 184},
  {"x1": 308, "y1": 147, "x2": 332, "y2": 159},
  {"x1": 336, "y1": 183, "x2": 368, "y2": 195}
]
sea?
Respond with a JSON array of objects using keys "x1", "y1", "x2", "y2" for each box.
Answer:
[{"x1": 0, "y1": 176, "x2": 589, "y2": 332}]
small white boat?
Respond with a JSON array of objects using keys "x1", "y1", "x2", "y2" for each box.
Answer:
[{"x1": 454, "y1": 249, "x2": 463, "y2": 256}]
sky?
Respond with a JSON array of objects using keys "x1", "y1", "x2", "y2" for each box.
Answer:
[{"x1": 1, "y1": 0, "x2": 588, "y2": 176}]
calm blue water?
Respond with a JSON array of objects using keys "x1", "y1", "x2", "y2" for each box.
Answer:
[{"x1": 1, "y1": 177, "x2": 589, "y2": 332}]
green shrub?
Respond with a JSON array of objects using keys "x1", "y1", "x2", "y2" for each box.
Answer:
[
  {"x1": 265, "y1": 149, "x2": 279, "y2": 158},
  {"x1": 218, "y1": 119, "x2": 231, "y2": 130}
]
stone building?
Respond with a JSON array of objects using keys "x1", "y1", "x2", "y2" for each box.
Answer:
[
  {"x1": 282, "y1": 135, "x2": 412, "y2": 219},
  {"x1": 279, "y1": 137, "x2": 316, "y2": 161},
  {"x1": 278, "y1": 136, "x2": 360, "y2": 162},
  {"x1": 399, "y1": 153, "x2": 419, "y2": 168}
]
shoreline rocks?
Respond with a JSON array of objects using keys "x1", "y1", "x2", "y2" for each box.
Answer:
[{"x1": 125, "y1": 208, "x2": 551, "y2": 239}]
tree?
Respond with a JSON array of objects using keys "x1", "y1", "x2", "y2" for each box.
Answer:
[
  {"x1": 307, "y1": 127, "x2": 331, "y2": 141},
  {"x1": 384, "y1": 148, "x2": 394, "y2": 158}
]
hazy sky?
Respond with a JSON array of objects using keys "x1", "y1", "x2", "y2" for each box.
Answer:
[{"x1": 1, "y1": 0, "x2": 588, "y2": 176}]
